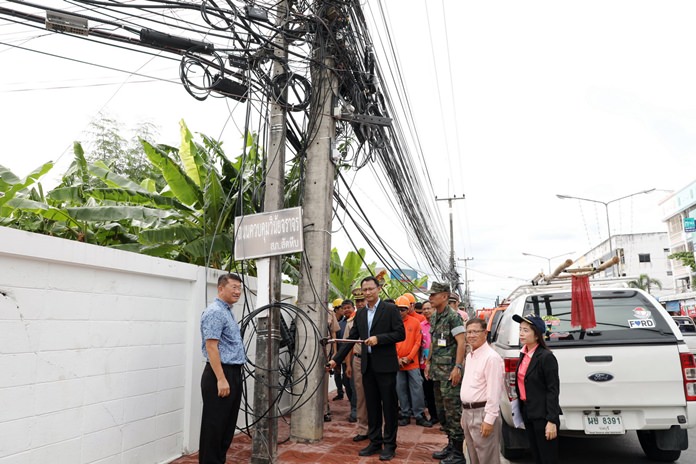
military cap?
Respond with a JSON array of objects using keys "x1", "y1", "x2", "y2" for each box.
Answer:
[
  {"x1": 427, "y1": 282, "x2": 451, "y2": 294},
  {"x1": 351, "y1": 288, "x2": 365, "y2": 300}
]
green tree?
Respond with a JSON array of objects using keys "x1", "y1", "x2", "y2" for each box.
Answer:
[
  {"x1": 628, "y1": 274, "x2": 663, "y2": 294},
  {"x1": 85, "y1": 114, "x2": 162, "y2": 187},
  {"x1": 668, "y1": 251, "x2": 696, "y2": 289},
  {"x1": 377, "y1": 271, "x2": 429, "y2": 300},
  {"x1": 328, "y1": 248, "x2": 375, "y2": 301},
  {"x1": 668, "y1": 251, "x2": 696, "y2": 272}
]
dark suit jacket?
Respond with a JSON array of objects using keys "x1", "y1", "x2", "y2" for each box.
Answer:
[
  {"x1": 515, "y1": 346, "x2": 562, "y2": 425},
  {"x1": 334, "y1": 300, "x2": 405, "y2": 373}
]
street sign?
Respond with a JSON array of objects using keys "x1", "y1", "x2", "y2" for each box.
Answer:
[
  {"x1": 234, "y1": 207, "x2": 303, "y2": 260},
  {"x1": 685, "y1": 217, "x2": 696, "y2": 233}
]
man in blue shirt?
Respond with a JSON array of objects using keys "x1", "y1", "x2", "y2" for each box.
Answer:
[{"x1": 199, "y1": 273, "x2": 247, "y2": 464}]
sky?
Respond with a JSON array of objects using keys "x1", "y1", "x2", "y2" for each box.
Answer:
[{"x1": 2, "y1": 1, "x2": 696, "y2": 307}]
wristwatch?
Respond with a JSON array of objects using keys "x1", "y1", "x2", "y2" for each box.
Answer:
[{"x1": 454, "y1": 363, "x2": 463, "y2": 371}]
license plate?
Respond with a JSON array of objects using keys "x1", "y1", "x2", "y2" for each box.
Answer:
[{"x1": 584, "y1": 413, "x2": 625, "y2": 435}]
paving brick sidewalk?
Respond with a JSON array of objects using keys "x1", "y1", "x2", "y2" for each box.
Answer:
[{"x1": 170, "y1": 392, "x2": 448, "y2": 464}]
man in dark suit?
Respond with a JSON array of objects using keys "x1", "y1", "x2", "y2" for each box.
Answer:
[{"x1": 328, "y1": 276, "x2": 405, "y2": 461}]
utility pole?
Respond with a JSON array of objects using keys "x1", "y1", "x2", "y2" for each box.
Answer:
[
  {"x1": 458, "y1": 257, "x2": 474, "y2": 310},
  {"x1": 251, "y1": 1, "x2": 288, "y2": 461},
  {"x1": 436, "y1": 195, "x2": 465, "y2": 291},
  {"x1": 291, "y1": 5, "x2": 337, "y2": 442}
]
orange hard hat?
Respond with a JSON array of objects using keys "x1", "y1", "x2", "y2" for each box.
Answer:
[
  {"x1": 395, "y1": 296, "x2": 410, "y2": 308},
  {"x1": 403, "y1": 293, "x2": 416, "y2": 304}
]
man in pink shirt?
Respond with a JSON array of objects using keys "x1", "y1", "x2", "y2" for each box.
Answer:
[{"x1": 459, "y1": 318, "x2": 504, "y2": 464}]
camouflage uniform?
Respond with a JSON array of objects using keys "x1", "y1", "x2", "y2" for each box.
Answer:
[{"x1": 429, "y1": 305, "x2": 466, "y2": 443}]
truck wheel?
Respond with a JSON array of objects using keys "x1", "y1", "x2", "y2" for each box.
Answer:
[
  {"x1": 637, "y1": 430, "x2": 681, "y2": 462},
  {"x1": 501, "y1": 420, "x2": 526, "y2": 460}
]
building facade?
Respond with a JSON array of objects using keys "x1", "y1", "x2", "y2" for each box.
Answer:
[
  {"x1": 574, "y1": 232, "x2": 673, "y2": 299},
  {"x1": 658, "y1": 181, "x2": 696, "y2": 316}
]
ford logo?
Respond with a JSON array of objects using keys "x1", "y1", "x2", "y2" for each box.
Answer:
[{"x1": 588, "y1": 373, "x2": 614, "y2": 382}]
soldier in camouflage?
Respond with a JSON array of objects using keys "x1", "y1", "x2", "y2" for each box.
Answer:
[{"x1": 425, "y1": 282, "x2": 468, "y2": 464}]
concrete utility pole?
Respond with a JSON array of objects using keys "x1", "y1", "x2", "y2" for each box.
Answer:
[
  {"x1": 436, "y1": 195, "x2": 465, "y2": 291},
  {"x1": 458, "y1": 257, "x2": 474, "y2": 310},
  {"x1": 291, "y1": 7, "x2": 337, "y2": 442},
  {"x1": 251, "y1": 1, "x2": 288, "y2": 461}
]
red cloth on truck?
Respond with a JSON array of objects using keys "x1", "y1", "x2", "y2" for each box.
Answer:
[{"x1": 571, "y1": 275, "x2": 596, "y2": 329}]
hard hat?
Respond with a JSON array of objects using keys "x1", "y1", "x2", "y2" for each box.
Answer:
[
  {"x1": 403, "y1": 292, "x2": 416, "y2": 304},
  {"x1": 332, "y1": 298, "x2": 343, "y2": 308},
  {"x1": 395, "y1": 296, "x2": 410, "y2": 308}
]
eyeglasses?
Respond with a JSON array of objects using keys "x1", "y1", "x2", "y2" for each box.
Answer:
[
  {"x1": 466, "y1": 329, "x2": 486, "y2": 336},
  {"x1": 399, "y1": 307, "x2": 408, "y2": 311}
]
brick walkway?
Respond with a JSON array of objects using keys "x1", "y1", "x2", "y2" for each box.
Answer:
[{"x1": 170, "y1": 392, "x2": 448, "y2": 464}]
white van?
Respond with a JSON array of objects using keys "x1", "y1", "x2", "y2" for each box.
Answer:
[{"x1": 491, "y1": 279, "x2": 696, "y2": 462}]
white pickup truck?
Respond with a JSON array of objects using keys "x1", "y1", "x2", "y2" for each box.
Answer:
[{"x1": 491, "y1": 279, "x2": 696, "y2": 462}]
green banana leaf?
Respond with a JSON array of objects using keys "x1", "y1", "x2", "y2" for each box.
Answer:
[
  {"x1": 179, "y1": 120, "x2": 203, "y2": 187},
  {"x1": 2, "y1": 197, "x2": 79, "y2": 226},
  {"x1": 0, "y1": 164, "x2": 22, "y2": 191},
  {"x1": 0, "y1": 162, "x2": 54, "y2": 207},
  {"x1": 86, "y1": 188, "x2": 190, "y2": 210},
  {"x1": 138, "y1": 224, "x2": 202, "y2": 245},
  {"x1": 183, "y1": 233, "x2": 235, "y2": 259},
  {"x1": 89, "y1": 161, "x2": 147, "y2": 192},
  {"x1": 142, "y1": 140, "x2": 202, "y2": 207},
  {"x1": 67, "y1": 205, "x2": 178, "y2": 222}
]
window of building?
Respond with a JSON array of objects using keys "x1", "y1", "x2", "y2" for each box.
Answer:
[
  {"x1": 639, "y1": 253, "x2": 651, "y2": 263},
  {"x1": 664, "y1": 248, "x2": 670, "y2": 253},
  {"x1": 668, "y1": 215, "x2": 682, "y2": 233},
  {"x1": 667, "y1": 271, "x2": 673, "y2": 276}
]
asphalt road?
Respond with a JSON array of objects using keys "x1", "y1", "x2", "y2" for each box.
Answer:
[{"x1": 499, "y1": 426, "x2": 695, "y2": 464}]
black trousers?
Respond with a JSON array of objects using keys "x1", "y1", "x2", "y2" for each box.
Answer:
[
  {"x1": 362, "y1": 356, "x2": 399, "y2": 450},
  {"x1": 521, "y1": 413, "x2": 559, "y2": 464},
  {"x1": 199, "y1": 363, "x2": 243, "y2": 464},
  {"x1": 341, "y1": 363, "x2": 353, "y2": 401},
  {"x1": 421, "y1": 369, "x2": 438, "y2": 421}
]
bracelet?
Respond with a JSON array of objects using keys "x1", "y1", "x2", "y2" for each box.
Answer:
[{"x1": 454, "y1": 363, "x2": 463, "y2": 371}]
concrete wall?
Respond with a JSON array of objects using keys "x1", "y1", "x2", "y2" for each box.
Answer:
[{"x1": 0, "y1": 226, "x2": 296, "y2": 464}]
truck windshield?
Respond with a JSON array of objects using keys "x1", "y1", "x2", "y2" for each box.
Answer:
[{"x1": 522, "y1": 289, "x2": 677, "y2": 345}]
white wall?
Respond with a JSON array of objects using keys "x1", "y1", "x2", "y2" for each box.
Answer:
[{"x1": 0, "y1": 226, "x2": 296, "y2": 464}]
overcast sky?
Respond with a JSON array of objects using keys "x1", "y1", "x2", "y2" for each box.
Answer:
[{"x1": 1, "y1": 1, "x2": 695, "y2": 306}]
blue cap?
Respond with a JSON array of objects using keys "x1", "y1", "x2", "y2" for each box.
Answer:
[{"x1": 512, "y1": 313, "x2": 546, "y2": 335}]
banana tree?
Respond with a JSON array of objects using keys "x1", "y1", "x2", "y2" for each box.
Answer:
[
  {"x1": 1, "y1": 119, "x2": 305, "y2": 277},
  {"x1": 328, "y1": 248, "x2": 375, "y2": 300},
  {"x1": 378, "y1": 271, "x2": 429, "y2": 300}
]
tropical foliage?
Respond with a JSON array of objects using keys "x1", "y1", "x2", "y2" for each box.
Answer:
[
  {"x1": 329, "y1": 248, "x2": 375, "y2": 300},
  {"x1": 668, "y1": 251, "x2": 696, "y2": 272},
  {"x1": 1, "y1": 118, "x2": 403, "y2": 292},
  {"x1": 377, "y1": 270, "x2": 429, "y2": 300},
  {"x1": 628, "y1": 274, "x2": 663, "y2": 294},
  {"x1": 0, "y1": 119, "x2": 299, "y2": 274}
]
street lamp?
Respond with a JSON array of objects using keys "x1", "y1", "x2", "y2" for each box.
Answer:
[
  {"x1": 522, "y1": 251, "x2": 575, "y2": 274},
  {"x1": 556, "y1": 188, "x2": 656, "y2": 257}
]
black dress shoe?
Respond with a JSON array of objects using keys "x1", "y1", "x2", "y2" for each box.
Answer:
[
  {"x1": 353, "y1": 434, "x2": 369, "y2": 442},
  {"x1": 332, "y1": 394, "x2": 344, "y2": 401},
  {"x1": 379, "y1": 449, "x2": 395, "y2": 461},
  {"x1": 398, "y1": 417, "x2": 409, "y2": 426},
  {"x1": 416, "y1": 416, "x2": 432, "y2": 427},
  {"x1": 358, "y1": 444, "x2": 382, "y2": 456},
  {"x1": 348, "y1": 416, "x2": 357, "y2": 423}
]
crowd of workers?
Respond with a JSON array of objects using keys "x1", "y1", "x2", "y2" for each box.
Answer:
[{"x1": 198, "y1": 274, "x2": 560, "y2": 464}]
